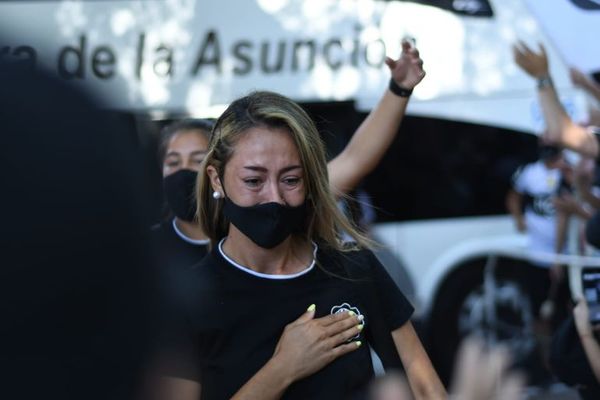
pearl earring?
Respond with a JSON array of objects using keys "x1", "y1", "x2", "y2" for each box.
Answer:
[{"x1": 212, "y1": 191, "x2": 222, "y2": 200}]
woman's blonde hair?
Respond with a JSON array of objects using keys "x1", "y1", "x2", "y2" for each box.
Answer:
[{"x1": 197, "y1": 91, "x2": 372, "y2": 251}]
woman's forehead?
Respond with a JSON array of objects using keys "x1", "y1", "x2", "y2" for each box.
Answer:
[
  {"x1": 229, "y1": 126, "x2": 300, "y2": 162},
  {"x1": 168, "y1": 130, "x2": 209, "y2": 151}
]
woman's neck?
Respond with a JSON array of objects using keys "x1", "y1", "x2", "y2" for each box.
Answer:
[
  {"x1": 174, "y1": 217, "x2": 208, "y2": 241},
  {"x1": 222, "y1": 226, "x2": 312, "y2": 275}
]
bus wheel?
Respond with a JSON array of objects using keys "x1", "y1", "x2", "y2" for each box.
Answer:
[{"x1": 427, "y1": 261, "x2": 537, "y2": 385}]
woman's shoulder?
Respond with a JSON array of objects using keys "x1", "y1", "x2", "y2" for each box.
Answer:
[{"x1": 316, "y1": 242, "x2": 378, "y2": 277}]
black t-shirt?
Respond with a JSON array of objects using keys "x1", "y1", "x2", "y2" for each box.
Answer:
[
  {"x1": 150, "y1": 219, "x2": 209, "y2": 270},
  {"x1": 165, "y1": 241, "x2": 414, "y2": 399}
]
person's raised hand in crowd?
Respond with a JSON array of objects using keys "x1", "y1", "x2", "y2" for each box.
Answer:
[
  {"x1": 512, "y1": 40, "x2": 599, "y2": 158},
  {"x1": 512, "y1": 41, "x2": 549, "y2": 80},
  {"x1": 385, "y1": 38, "x2": 426, "y2": 91},
  {"x1": 328, "y1": 38, "x2": 425, "y2": 194},
  {"x1": 450, "y1": 337, "x2": 525, "y2": 400}
]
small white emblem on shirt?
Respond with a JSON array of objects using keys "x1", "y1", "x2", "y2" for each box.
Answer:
[{"x1": 331, "y1": 302, "x2": 365, "y2": 341}]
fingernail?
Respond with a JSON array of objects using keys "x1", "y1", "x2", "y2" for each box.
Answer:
[
  {"x1": 357, "y1": 324, "x2": 364, "y2": 331},
  {"x1": 356, "y1": 341, "x2": 362, "y2": 347},
  {"x1": 307, "y1": 304, "x2": 316, "y2": 312},
  {"x1": 348, "y1": 310, "x2": 355, "y2": 316}
]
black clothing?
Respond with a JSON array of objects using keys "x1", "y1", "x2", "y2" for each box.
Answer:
[
  {"x1": 586, "y1": 150, "x2": 600, "y2": 247},
  {"x1": 166, "y1": 243, "x2": 414, "y2": 399},
  {"x1": 151, "y1": 219, "x2": 209, "y2": 270},
  {"x1": 0, "y1": 62, "x2": 161, "y2": 399},
  {"x1": 586, "y1": 211, "x2": 600, "y2": 248},
  {"x1": 588, "y1": 129, "x2": 600, "y2": 247},
  {"x1": 550, "y1": 315, "x2": 600, "y2": 400}
]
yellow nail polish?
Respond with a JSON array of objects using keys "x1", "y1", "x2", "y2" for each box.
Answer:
[
  {"x1": 357, "y1": 324, "x2": 364, "y2": 331},
  {"x1": 348, "y1": 310, "x2": 355, "y2": 316},
  {"x1": 356, "y1": 341, "x2": 362, "y2": 347},
  {"x1": 307, "y1": 304, "x2": 316, "y2": 312}
]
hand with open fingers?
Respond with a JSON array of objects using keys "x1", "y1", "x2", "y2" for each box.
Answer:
[
  {"x1": 385, "y1": 39, "x2": 425, "y2": 90},
  {"x1": 270, "y1": 305, "x2": 364, "y2": 382},
  {"x1": 512, "y1": 41, "x2": 549, "y2": 79}
]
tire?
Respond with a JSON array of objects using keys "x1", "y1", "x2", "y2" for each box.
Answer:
[{"x1": 426, "y1": 258, "x2": 537, "y2": 385}]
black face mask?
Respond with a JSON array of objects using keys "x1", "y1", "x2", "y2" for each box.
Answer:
[
  {"x1": 163, "y1": 169, "x2": 198, "y2": 222},
  {"x1": 223, "y1": 198, "x2": 307, "y2": 249}
]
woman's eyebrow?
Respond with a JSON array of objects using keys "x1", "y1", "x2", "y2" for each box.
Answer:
[{"x1": 242, "y1": 165, "x2": 301, "y2": 173}]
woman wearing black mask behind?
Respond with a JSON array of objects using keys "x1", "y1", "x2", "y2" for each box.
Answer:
[{"x1": 151, "y1": 119, "x2": 214, "y2": 270}]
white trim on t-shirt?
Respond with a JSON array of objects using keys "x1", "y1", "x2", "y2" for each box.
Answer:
[
  {"x1": 218, "y1": 238, "x2": 318, "y2": 280},
  {"x1": 172, "y1": 218, "x2": 210, "y2": 246}
]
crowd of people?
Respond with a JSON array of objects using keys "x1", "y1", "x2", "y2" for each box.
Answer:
[
  {"x1": 2, "y1": 30, "x2": 600, "y2": 400},
  {"x1": 511, "y1": 41, "x2": 600, "y2": 399}
]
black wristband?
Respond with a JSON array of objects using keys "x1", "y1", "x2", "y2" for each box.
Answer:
[{"x1": 389, "y1": 79, "x2": 413, "y2": 97}]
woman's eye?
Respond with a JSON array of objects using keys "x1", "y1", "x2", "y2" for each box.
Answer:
[
  {"x1": 192, "y1": 158, "x2": 204, "y2": 165},
  {"x1": 283, "y1": 177, "x2": 301, "y2": 186},
  {"x1": 244, "y1": 178, "x2": 261, "y2": 187},
  {"x1": 165, "y1": 161, "x2": 180, "y2": 168}
]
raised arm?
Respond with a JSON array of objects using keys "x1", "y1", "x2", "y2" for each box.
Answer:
[
  {"x1": 571, "y1": 68, "x2": 600, "y2": 127},
  {"x1": 327, "y1": 39, "x2": 426, "y2": 195},
  {"x1": 512, "y1": 41, "x2": 599, "y2": 159},
  {"x1": 392, "y1": 322, "x2": 447, "y2": 400},
  {"x1": 571, "y1": 67, "x2": 600, "y2": 104}
]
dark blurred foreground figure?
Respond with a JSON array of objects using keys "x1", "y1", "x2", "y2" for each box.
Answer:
[{"x1": 0, "y1": 61, "x2": 162, "y2": 399}]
